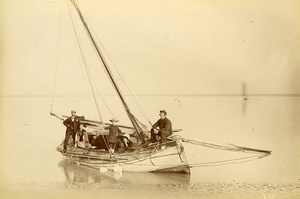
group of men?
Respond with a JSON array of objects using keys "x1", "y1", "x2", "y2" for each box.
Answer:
[{"x1": 62, "y1": 109, "x2": 173, "y2": 152}]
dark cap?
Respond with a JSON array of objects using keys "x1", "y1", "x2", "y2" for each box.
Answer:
[{"x1": 159, "y1": 110, "x2": 167, "y2": 115}]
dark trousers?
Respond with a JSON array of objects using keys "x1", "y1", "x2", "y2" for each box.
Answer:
[
  {"x1": 160, "y1": 130, "x2": 172, "y2": 142},
  {"x1": 109, "y1": 142, "x2": 116, "y2": 149},
  {"x1": 64, "y1": 129, "x2": 76, "y2": 150},
  {"x1": 150, "y1": 130, "x2": 172, "y2": 143}
]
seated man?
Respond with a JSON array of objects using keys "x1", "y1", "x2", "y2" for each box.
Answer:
[
  {"x1": 117, "y1": 133, "x2": 132, "y2": 149},
  {"x1": 151, "y1": 110, "x2": 173, "y2": 143},
  {"x1": 77, "y1": 123, "x2": 89, "y2": 148},
  {"x1": 88, "y1": 134, "x2": 109, "y2": 150}
]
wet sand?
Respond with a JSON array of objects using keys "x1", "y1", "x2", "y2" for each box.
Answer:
[{"x1": 1, "y1": 181, "x2": 299, "y2": 199}]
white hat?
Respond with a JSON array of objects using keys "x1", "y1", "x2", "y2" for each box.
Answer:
[{"x1": 109, "y1": 118, "x2": 119, "y2": 122}]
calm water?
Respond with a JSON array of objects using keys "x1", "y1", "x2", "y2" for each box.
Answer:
[{"x1": 0, "y1": 96, "x2": 299, "y2": 198}]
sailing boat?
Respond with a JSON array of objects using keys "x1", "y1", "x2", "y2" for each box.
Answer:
[
  {"x1": 51, "y1": 0, "x2": 191, "y2": 173},
  {"x1": 51, "y1": 0, "x2": 271, "y2": 174}
]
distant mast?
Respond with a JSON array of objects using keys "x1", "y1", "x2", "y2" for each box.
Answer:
[{"x1": 70, "y1": 0, "x2": 145, "y2": 141}]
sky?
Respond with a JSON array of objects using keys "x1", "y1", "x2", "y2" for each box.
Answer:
[{"x1": 1, "y1": 0, "x2": 300, "y2": 98}]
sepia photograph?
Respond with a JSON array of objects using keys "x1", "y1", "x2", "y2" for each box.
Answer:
[{"x1": 0, "y1": 0, "x2": 299, "y2": 198}]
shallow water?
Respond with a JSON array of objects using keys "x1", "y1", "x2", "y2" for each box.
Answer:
[{"x1": 0, "y1": 96, "x2": 299, "y2": 198}]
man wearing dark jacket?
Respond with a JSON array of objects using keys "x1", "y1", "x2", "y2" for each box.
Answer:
[
  {"x1": 63, "y1": 110, "x2": 84, "y2": 151},
  {"x1": 151, "y1": 110, "x2": 173, "y2": 143}
]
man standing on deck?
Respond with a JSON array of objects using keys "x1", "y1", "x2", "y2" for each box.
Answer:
[
  {"x1": 151, "y1": 110, "x2": 173, "y2": 143},
  {"x1": 63, "y1": 110, "x2": 84, "y2": 152}
]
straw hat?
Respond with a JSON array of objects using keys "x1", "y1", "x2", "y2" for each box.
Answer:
[{"x1": 109, "y1": 117, "x2": 119, "y2": 123}]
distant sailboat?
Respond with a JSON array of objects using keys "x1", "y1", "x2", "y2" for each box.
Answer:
[{"x1": 51, "y1": 0, "x2": 271, "y2": 174}]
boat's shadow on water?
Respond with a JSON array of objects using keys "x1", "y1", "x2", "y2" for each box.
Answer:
[{"x1": 58, "y1": 160, "x2": 191, "y2": 185}]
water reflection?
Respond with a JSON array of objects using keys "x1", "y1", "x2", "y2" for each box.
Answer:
[{"x1": 58, "y1": 160, "x2": 190, "y2": 184}]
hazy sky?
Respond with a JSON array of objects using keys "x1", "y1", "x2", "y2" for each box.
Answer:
[{"x1": 1, "y1": 0, "x2": 300, "y2": 97}]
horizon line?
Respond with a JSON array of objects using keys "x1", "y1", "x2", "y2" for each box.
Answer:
[{"x1": 0, "y1": 93, "x2": 300, "y2": 97}]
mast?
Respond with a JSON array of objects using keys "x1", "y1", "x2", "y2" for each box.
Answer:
[{"x1": 70, "y1": 0, "x2": 145, "y2": 141}]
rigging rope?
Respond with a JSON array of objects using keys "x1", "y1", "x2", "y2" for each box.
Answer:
[
  {"x1": 50, "y1": 0, "x2": 63, "y2": 113},
  {"x1": 85, "y1": 17, "x2": 152, "y2": 126},
  {"x1": 70, "y1": 0, "x2": 143, "y2": 139},
  {"x1": 90, "y1": 73, "x2": 116, "y2": 117},
  {"x1": 181, "y1": 138, "x2": 272, "y2": 154},
  {"x1": 68, "y1": 137, "x2": 271, "y2": 169},
  {"x1": 77, "y1": 144, "x2": 269, "y2": 168},
  {"x1": 117, "y1": 153, "x2": 268, "y2": 168},
  {"x1": 67, "y1": 0, "x2": 115, "y2": 118},
  {"x1": 66, "y1": 0, "x2": 111, "y2": 150},
  {"x1": 188, "y1": 154, "x2": 269, "y2": 168},
  {"x1": 66, "y1": 0, "x2": 104, "y2": 124}
]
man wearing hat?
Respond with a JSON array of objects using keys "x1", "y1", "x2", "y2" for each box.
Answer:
[
  {"x1": 151, "y1": 110, "x2": 173, "y2": 143},
  {"x1": 105, "y1": 117, "x2": 122, "y2": 156},
  {"x1": 63, "y1": 110, "x2": 85, "y2": 152}
]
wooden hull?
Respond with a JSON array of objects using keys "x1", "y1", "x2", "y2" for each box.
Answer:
[
  {"x1": 59, "y1": 159, "x2": 191, "y2": 184},
  {"x1": 57, "y1": 140, "x2": 190, "y2": 174}
]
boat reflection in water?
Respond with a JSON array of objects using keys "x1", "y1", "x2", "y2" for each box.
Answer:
[{"x1": 58, "y1": 160, "x2": 191, "y2": 184}]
